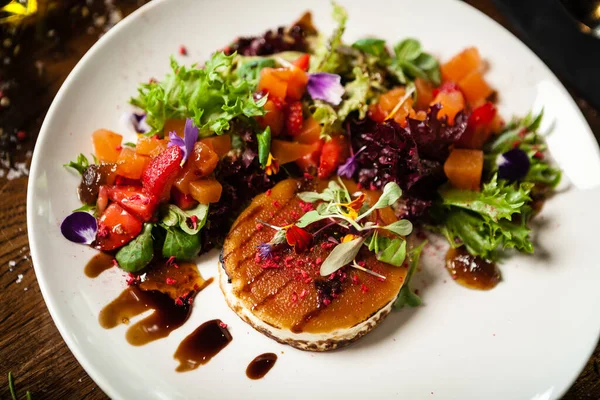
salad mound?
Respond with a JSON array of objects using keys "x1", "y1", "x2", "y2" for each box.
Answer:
[{"x1": 62, "y1": 3, "x2": 560, "y2": 302}]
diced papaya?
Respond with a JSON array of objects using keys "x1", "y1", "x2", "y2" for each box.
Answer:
[
  {"x1": 136, "y1": 136, "x2": 169, "y2": 157},
  {"x1": 414, "y1": 78, "x2": 434, "y2": 110},
  {"x1": 92, "y1": 129, "x2": 123, "y2": 163},
  {"x1": 163, "y1": 119, "x2": 186, "y2": 138},
  {"x1": 286, "y1": 66, "x2": 309, "y2": 101},
  {"x1": 189, "y1": 179, "x2": 223, "y2": 204},
  {"x1": 191, "y1": 142, "x2": 219, "y2": 177},
  {"x1": 257, "y1": 98, "x2": 285, "y2": 136},
  {"x1": 458, "y1": 71, "x2": 494, "y2": 106},
  {"x1": 200, "y1": 135, "x2": 231, "y2": 158},
  {"x1": 441, "y1": 47, "x2": 482, "y2": 83},
  {"x1": 431, "y1": 90, "x2": 465, "y2": 125},
  {"x1": 444, "y1": 149, "x2": 484, "y2": 191},
  {"x1": 115, "y1": 148, "x2": 151, "y2": 179},
  {"x1": 296, "y1": 116, "x2": 322, "y2": 144},
  {"x1": 174, "y1": 161, "x2": 202, "y2": 195},
  {"x1": 271, "y1": 140, "x2": 321, "y2": 165},
  {"x1": 258, "y1": 68, "x2": 290, "y2": 99}
]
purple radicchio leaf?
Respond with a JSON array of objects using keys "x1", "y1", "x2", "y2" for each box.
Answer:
[
  {"x1": 61, "y1": 212, "x2": 98, "y2": 245},
  {"x1": 497, "y1": 148, "x2": 530, "y2": 182},
  {"x1": 307, "y1": 73, "x2": 344, "y2": 105},
  {"x1": 168, "y1": 118, "x2": 198, "y2": 163}
]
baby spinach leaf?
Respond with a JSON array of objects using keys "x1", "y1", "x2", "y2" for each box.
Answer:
[
  {"x1": 162, "y1": 227, "x2": 201, "y2": 260},
  {"x1": 116, "y1": 223, "x2": 154, "y2": 272},
  {"x1": 351, "y1": 38, "x2": 387, "y2": 58}
]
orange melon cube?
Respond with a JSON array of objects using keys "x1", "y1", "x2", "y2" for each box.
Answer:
[
  {"x1": 444, "y1": 149, "x2": 484, "y2": 191},
  {"x1": 296, "y1": 117, "x2": 322, "y2": 144},
  {"x1": 189, "y1": 179, "x2": 223, "y2": 204},
  {"x1": 200, "y1": 135, "x2": 232, "y2": 158},
  {"x1": 414, "y1": 78, "x2": 434, "y2": 110},
  {"x1": 115, "y1": 148, "x2": 151, "y2": 179},
  {"x1": 163, "y1": 119, "x2": 186, "y2": 138},
  {"x1": 258, "y1": 68, "x2": 291, "y2": 99},
  {"x1": 92, "y1": 129, "x2": 123, "y2": 163},
  {"x1": 271, "y1": 140, "x2": 321, "y2": 165},
  {"x1": 136, "y1": 136, "x2": 169, "y2": 157},
  {"x1": 174, "y1": 161, "x2": 202, "y2": 195},
  {"x1": 431, "y1": 91, "x2": 465, "y2": 125},
  {"x1": 458, "y1": 71, "x2": 494, "y2": 106},
  {"x1": 257, "y1": 98, "x2": 284, "y2": 136},
  {"x1": 441, "y1": 47, "x2": 482, "y2": 83}
]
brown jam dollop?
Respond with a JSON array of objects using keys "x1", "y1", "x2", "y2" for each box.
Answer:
[
  {"x1": 445, "y1": 247, "x2": 501, "y2": 290},
  {"x1": 78, "y1": 163, "x2": 117, "y2": 204}
]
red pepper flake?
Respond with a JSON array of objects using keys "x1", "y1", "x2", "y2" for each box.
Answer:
[
  {"x1": 533, "y1": 151, "x2": 544, "y2": 160},
  {"x1": 256, "y1": 223, "x2": 264, "y2": 231},
  {"x1": 284, "y1": 256, "x2": 294, "y2": 268},
  {"x1": 16, "y1": 130, "x2": 26, "y2": 141},
  {"x1": 179, "y1": 45, "x2": 188, "y2": 55},
  {"x1": 173, "y1": 263, "x2": 180, "y2": 269},
  {"x1": 219, "y1": 321, "x2": 228, "y2": 329},
  {"x1": 166, "y1": 256, "x2": 176, "y2": 266},
  {"x1": 115, "y1": 145, "x2": 122, "y2": 152},
  {"x1": 266, "y1": 189, "x2": 272, "y2": 197},
  {"x1": 291, "y1": 292, "x2": 298, "y2": 303},
  {"x1": 512, "y1": 140, "x2": 521, "y2": 148},
  {"x1": 273, "y1": 200, "x2": 280, "y2": 208},
  {"x1": 97, "y1": 224, "x2": 110, "y2": 238},
  {"x1": 298, "y1": 201, "x2": 314, "y2": 213},
  {"x1": 125, "y1": 273, "x2": 138, "y2": 286},
  {"x1": 352, "y1": 275, "x2": 360, "y2": 285},
  {"x1": 300, "y1": 270, "x2": 309, "y2": 279},
  {"x1": 328, "y1": 273, "x2": 336, "y2": 280},
  {"x1": 187, "y1": 297, "x2": 194, "y2": 305},
  {"x1": 358, "y1": 260, "x2": 366, "y2": 267},
  {"x1": 166, "y1": 277, "x2": 177, "y2": 285},
  {"x1": 190, "y1": 215, "x2": 198, "y2": 230},
  {"x1": 360, "y1": 283, "x2": 369, "y2": 293},
  {"x1": 304, "y1": 277, "x2": 313, "y2": 284},
  {"x1": 315, "y1": 257, "x2": 322, "y2": 266},
  {"x1": 112, "y1": 259, "x2": 119, "y2": 267},
  {"x1": 320, "y1": 241, "x2": 334, "y2": 250},
  {"x1": 175, "y1": 297, "x2": 184, "y2": 306},
  {"x1": 193, "y1": 283, "x2": 200, "y2": 291},
  {"x1": 303, "y1": 172, "x2": 313, "y2": 180},
  {"x1": 322, "y1": 298, "x2": 331, "y2": 306},
  {"x1": 299, "y1": 289, "x2": 307, "y2": 299},
  {"x1": 290, "y1": 210, "x2": 299, "y2": 220}
]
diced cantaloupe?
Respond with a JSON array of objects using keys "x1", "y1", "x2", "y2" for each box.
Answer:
[
  {"x1": 174, "y1": 161, "x2": 201, "y2": 195},
  {"x1": 115, "y1": 148, "x2": 151, "y2": 179},
  {"x1": 163, "y1": 119, "x2": 186, "y2": 138},
  {"x1": 444, "y1": 149, "x2": 484, "y2": 191},
  {"x1": 200, "y1": 135, "x2": 232, "y2": 158},
  {"x1": 431, "y1": 91, "x2": 465, "y2": 125},
  {"x1": 189, "y1": 179, "x2": 223, "y2": 204},
  {"x1": 271, "y1": 140, "x2": 321, "y2": 165},
  {"x1": 92, "y1": 129, "x2": 123, "y2": 163},
  {"x1": 296, "y1": 117, "x2": 322, "y2": 144},
  {"x1": 258, "y1": 68, "x2": 290, "y2": 100},
  {"x1": 458, "y1": 71, "x2": 494, "y2": 106},
  {"x1": 414, "y1": 78, "x2": 434, "y2": 110},
  {"x1": 191, "y1": 142, "x2": 219, "y2": 177},
  {"x1": 441, "y1": 47, "x2": 482, "y2": 83},
  {"x1": 136, "y1": 136, "x2": 168, "y2": 157}
]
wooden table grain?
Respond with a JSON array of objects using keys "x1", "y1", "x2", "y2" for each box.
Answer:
[{"x1": 0, "y1": 1, "x2": 598, "y2": 399}]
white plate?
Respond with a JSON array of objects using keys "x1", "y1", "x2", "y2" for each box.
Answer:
[{"x1": 27, "y1": 0, "x2": 600, "y2": 399}]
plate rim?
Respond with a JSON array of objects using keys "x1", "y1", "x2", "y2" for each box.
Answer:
[{"x1": 26, "y1": 0, "x2": 600, "y2": 399}]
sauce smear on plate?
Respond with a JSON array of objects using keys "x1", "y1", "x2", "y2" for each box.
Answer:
[
  {"x1": 246, "y1": 353, "x2": 278, "y2": 380},
  {"x1": 85, "y1": 252, "x2": 115, "y2": 278},
  {"x1": 174, "y1": 319, "x2": 232, "y2": 372}
]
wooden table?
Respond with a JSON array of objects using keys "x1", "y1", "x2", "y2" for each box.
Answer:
[{"x1": 1, "y1": 1, "x2": 598, "y2": 398}]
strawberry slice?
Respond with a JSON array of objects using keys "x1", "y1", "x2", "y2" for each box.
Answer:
[
  {"x1": 293, "y1": 53, "x2": 310, "y2": 71},
  {"x1": 286, "y1": 101, "x2": 304, "y2": 136},
  {"x1": 296, "y1": 139, "x2": 323, "y2": 173},
  {"x1": 94, "y1": 203, "x2": 143, "y2": 251},
  {"x1": 456, "y1": 102, "x2": 497, "y2": 149},
  {"x1": 318, "y1": 136, "x2": 348, "y2": 179},
  {"x1": 171, "y1": 187, "x2": 199, "y2": 210},
  {"x1": 141, "y1": 145, "x2": 184, "y2": 202},
  {"x1": 108, "y1": 186, "x2": 157, "y2": 221}
]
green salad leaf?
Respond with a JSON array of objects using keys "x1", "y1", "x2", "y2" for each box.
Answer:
[
  {"x1": 389, "y1": 38, "x2": 441, "y2": 85},
  {"x1": 161, "y1": 203, "x2": 209, "y2": 235},
  {"x1": 337, "y1": 66, "x2": 371, "y2": 120},
  {"x1": 162, "y1": 227, "x2": 202, "y2": 260},
  {"x1": 235, "y1": 58, "x2": 275, "y2": 85},
  {"x1": 63, "y1": 153, "x2": 90, "y2": 175},
  {"x1": 256, "y1": 126, "x2": 271, "y2": 168},
  {"x1": 351, "y1": 38, "x2": 387, "y2": 58},
  {"x1": 310, "y1": 1, "x2": 348, "y2": 73},
  {"x1": 394, "y1": 241, "x2": 426, "y2": 309},
  {"x1": 116, "y1": 223, "x2": 154, "y2": 272},
  {"x1": 130, "y1": 52, "x2": 267, "y2": 136}
]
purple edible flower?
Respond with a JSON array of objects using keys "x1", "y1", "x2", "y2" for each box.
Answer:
[
  {"x1": 307, "y1": 73, "x2": 344, "y2": 105},
  {"x1": 256, "y1": 242, "x2": 274, "y2": 260},
  {"x1": 337, "y1": 145, "x2": 366, "y2": 179},
  {"x1": 497, "y1": 148, "x2": 530, "y2": 182},
  {"x1": 131, "y1": 112, "x2": 151, "y2": 133},
  {"x1": 168, "y1": 118, "x2": 198, "y2": 163},
  {"x1": 61, "y1": 212, "x2": 98, "y2": 245}
]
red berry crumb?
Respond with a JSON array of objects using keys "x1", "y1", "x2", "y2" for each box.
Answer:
[
  {"x1": 266, "y1": 189, "x2": 272, "y2": 197},
  {"x1": 286, "y1": 101, "x2": 304, "y2": 136},
  {"x1": 219, "y1": 321, "x2": 228, "y2": 329},
  {"x1": 166, "y1": 277, "x2": 177, "y2": 285},
  {"x1": 179, "y1": 45, "x2": 188, "y2": 55},
  {"x1": 360, "y1": 283, "x2": 369, "y2": 293},
  {"x1": 291, "y1": 292, "x2": 298, "y2": 303}
]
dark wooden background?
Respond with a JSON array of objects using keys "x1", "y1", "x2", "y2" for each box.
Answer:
[{"x1": 0, "y1": 0, "x2": 598, "y2": 398}]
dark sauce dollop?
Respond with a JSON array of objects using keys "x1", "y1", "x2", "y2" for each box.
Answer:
[
  {"x1": 246, "y1": 353, "x2": 277, "y2": 380},
  {"x1": 173, "y1": 319, "x2": 232, "y2": 372},
  {"x1": 79, "y1": 163, "x2": 116, "y2": 204},
  {"x1": 445, "y1": 247, "x2": 501, "y2": 290},
  {"x1": 98, "y1": 259, "x2": 212, "y2": 345},
  {"x1": 84, "y1": 252, "x2": 114, "y2": 278}
]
